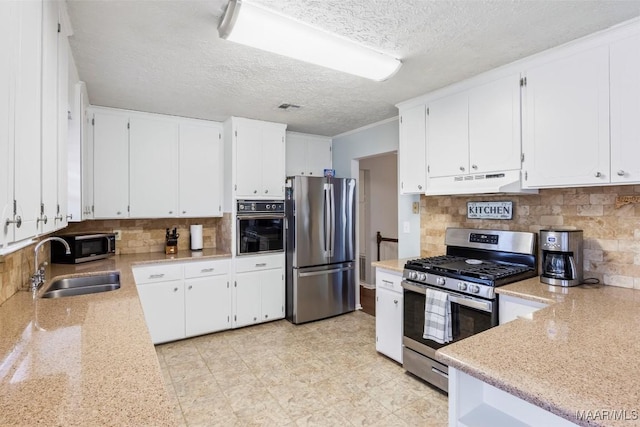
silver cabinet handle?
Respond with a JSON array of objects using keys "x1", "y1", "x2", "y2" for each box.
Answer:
[
  {"x1": 382, "y1": 279, "x2": 394, "y2": 287},
  {"x1": 265, "y1": 189, "x2": 268, "y2": 193},
  {"x1": 182, "y1": 210, "x2": 186, "y2": 214},
  {"x1": 617, "y1": 170, "x2": 625, "y2": 176},
  {"x1": 253, "y1": 317, "x2": 257, "y2": 321},
  {"x1": 37, "y1": 215, "x2": 47, "y2": 225},
  {"x1": 66, "y1": 214, "x2": 73, "y2": 220},
  {"x1": 173, "y1": 287, "x2": 179, "y2": 292},
  {"x1": 309, "y1": 172, "x2": 313, "y2": 175},
  {"x1": 472, "y1": 164, "x2": 478, "y2": 170},
  {"x1": 594, "y1": 172, "x2": 602, "y2": 178},
  {"x1": 431, "y1": 367, "x2": 448, "y2": 379},
  {"x1": 188, "y1": 285, "x2": 193, "y2": 290},
  {"x1": 253, "y1": 190, "x2": 257, "y2": 194},
  {"x1": 149, "y1": 273, "x2": 165, "y2": 279},
  {"x1": 55, "y1": 214, "x2": 63, "y2": 222},
  {"x1": 255, "y1": 263, "x2": 267, "y2": 267},
  {"x1": 417, "y1": 185, "x2": 422, "y2": 190},
  {"x1": 201, "y1": 268, "x2": 215, "y2": 273},
  {"x1": 169, "y1": 211, "x2": 173, "y2": 214},
  {"x1": 394, "y1": 300, "x2": 398, "y2": 304},
  {"x1": 265, "y1": 314, "x2": 268, "y2": 318},
  {"x1": 459, "y1": 166, "x2": 465, "y2": 172},
  {"x1": 117, "y1": 211, "x2": 121, "y2": 215},
  {"x1": 5, "y1": 216, "x2": 22, "y2": 228}
]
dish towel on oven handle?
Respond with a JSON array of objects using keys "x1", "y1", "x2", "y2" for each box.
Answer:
[{"x1": 423, "y1": 288, "x2": 453, "y2": 344}]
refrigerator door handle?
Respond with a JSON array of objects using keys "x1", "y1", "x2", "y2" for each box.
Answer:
[
  {"x1": 298, "y1": 265, "x2": 354, "y2": 277},
  {"x1": 323, "y1": 183, "x2": 332, "y2": 257},
  {"x1": 329, "y1": 182, "x2": 335, "y2": 257}
]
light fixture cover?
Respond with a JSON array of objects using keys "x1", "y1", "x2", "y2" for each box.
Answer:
[{"x1": 218, "y1": 0, "x2": 401, "y2": 81}]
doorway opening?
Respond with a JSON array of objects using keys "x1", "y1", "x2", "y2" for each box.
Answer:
[{"x1": 358, "y1": 152, "x2": 398, "y2": 315}]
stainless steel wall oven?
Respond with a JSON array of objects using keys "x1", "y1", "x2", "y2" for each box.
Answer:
[{"x1": 236, "y1": 200, "x2": 285, "y2": 256}]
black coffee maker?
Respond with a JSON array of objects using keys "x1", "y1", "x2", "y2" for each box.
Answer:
[{"x1": 540, "y1": 229, "x2": 583, "y2": 287}]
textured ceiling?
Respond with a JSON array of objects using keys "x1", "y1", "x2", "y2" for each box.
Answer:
[{"x1": 66, "y1": 0, "x2": 640, "y2": 136}]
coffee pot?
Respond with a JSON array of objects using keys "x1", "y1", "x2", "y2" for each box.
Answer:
[{"x1": 540, "y1": 229, "x2": 583, "y2": 287}]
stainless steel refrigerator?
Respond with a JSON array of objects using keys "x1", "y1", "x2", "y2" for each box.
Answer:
[{"x1": 285, "y1": 176, "x2": 356, "y2": 324}]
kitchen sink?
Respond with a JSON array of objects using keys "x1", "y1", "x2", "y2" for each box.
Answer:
[{"x1": 41, "y1": 272, "x2": 121, "y2": 299}]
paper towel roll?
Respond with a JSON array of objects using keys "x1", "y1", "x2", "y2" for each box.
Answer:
[{"x1": 190, "y1": 224, "x2": 203, "y2": 251}]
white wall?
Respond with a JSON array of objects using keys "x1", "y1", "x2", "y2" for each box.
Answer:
[{"x1": 332, "y1": 118, "x2": 420, "y2": 259}]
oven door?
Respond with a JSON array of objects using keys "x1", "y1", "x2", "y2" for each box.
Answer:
[
  {"x1": 402, "y1": 280, "x2": 496, "y2": 356},
  {"x1": 236, "y1": 214, "x2": 285, "y2": 256}
]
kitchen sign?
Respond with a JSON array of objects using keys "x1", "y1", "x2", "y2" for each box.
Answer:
[{"x1": 467, "y1": 201, "x2": 513, "y2": 220}]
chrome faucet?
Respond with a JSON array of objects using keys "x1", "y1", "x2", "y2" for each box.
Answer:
[{"x1": 31, "y1": 237, "x2": 71, "y2": 292}]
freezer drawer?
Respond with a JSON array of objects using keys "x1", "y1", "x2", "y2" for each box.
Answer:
[{"x1": 288, "y1": 262, "x2": 355, "y2": 324}]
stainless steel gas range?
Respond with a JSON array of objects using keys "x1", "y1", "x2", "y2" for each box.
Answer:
[{"x1": 402, "y1": 228, "x2": 537, "y2": 393}]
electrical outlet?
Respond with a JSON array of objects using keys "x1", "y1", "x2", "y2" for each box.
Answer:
[
  {"x1": 412, "y1": 201, "x2": 420, "y2": 214},
  {"x1": 113, "y1": 230, "x2": 122, "y2": 241}
]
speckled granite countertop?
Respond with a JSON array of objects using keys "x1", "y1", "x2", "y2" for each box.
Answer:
[
  {"x1": 371, "y1": 258, "x2": 414, "y2": 273},
  {"x1": 437, "y1": 277, "x2": 640, "y2": 427},
  {"x1": 0, "y1": 249, "x2": 230, "y2": 426}
]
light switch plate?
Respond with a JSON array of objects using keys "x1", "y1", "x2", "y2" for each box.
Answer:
[{"x1": 403, "y1": 221, "x2": 410, "y2": 233}]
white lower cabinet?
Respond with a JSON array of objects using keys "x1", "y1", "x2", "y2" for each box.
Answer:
[
  {"x1": 134, "y1": 259, "x2": 230, "y2": 344},
  {"x1": 375, "y1": 268, "x2": 403, "y2": 363},
  {"x1": 136, "y1": 279, "x2": 185, "y2": 344},
  {"x1": 498, "y1": 294, "x2": 548, "y2": 325},
  {"x1": 449, "y1": 368, "x2": 577, "y2": 427},
  {"x1": 233, "y1": 253, "x2": 285, "y2": 328}
]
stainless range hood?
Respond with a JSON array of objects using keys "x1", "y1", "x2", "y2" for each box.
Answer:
[{"x1": 425, "y1": 169, "x2": 537, "y2": 196}]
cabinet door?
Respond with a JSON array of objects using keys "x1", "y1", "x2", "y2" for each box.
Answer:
[
  {"x1": 610, "y1": 34, "x2": 640, "y2": 184},
  {"x1": 129, "y1": 117, "x2": 178, "y2": 218},
  {"x1": 40, "y1": 0, "x2": 59, "y2": 235},
  {"x1": 233, "y1": 273, "x2": 261, "y2": 327},
  {"x1": 305, "y1": 136, "x2": 332, "y2": 177},
  {"x1": 375, "y1": 288, "x2": 403, "y2": 363},
  {"x1": 81, "y1": 92, "x2": 94, "y2": 220},
  {"x1": 285, "y1": 133, "x2": 307, "y2": 176},
  {"x1": 137, "y1": 280, "x2": 185, "y2": 344},
  {"x1": 399, "y1": 104, "x2": 426, "y2": 193},
  {"x1": 469, "y1": 74, "x2": 521, "y2": 174},
  {"x1": 235, "y1": 121, "x2": 263, "y2": 197},
  {"x1": 178, "y1": 123, "x2": 222, "y2": 217},
  {"x1": 427, "y1": 92, "x2": 469, "y2": 178},
  {"x1": 261, "y1": 268, "x2": 284, "y2": 322},
  {"x1": 55, "y1": 34, "x2": 69, "y2": 230},
  {"x1": 522, "y1": 46, "x2": 609, "y2": 187},
  {"x1": 185, "y1": 275, "x2": 230, "y2": 337},
  {"x1": 0, "y1": 1, "x2": 15, "y2": 247},
  {"x1": 93, "y1": 111, "x2": 129, "y2": 218},
  {"x1": 13, "y1": 0, "x2": 43, "y2": 241},
  {"x1": 261, "y1": 124, "x2": 285, "y2": 197}
]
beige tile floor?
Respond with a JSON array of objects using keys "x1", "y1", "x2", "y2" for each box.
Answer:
[{"x1": 156, "y1": 310, "x2": 448, "y2": 426}]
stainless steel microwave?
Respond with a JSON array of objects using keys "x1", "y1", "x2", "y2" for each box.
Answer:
[{"x1": 51, "y1": 233, "x2": 116, "y2": 264}]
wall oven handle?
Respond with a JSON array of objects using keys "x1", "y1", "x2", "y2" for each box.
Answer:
[
  {"x1": 299, "y1": 265, "x2": 353, "y2": 277},
  {"x1": 236, "y1": 214, "x2": 285, "y2": 220}
]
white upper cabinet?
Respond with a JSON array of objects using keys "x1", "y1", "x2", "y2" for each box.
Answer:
[
  {"x1": 0, "y1": 1, "x2": 15, "y2": 248},
  {"x1": 129, "y1": 116, "x2": 178, "y2": 218},
  {"x1": 55, "y1": 33, "x2": 70, "y2": 230},
  {"x1": 398, "y1": 104, "x2": 426, "y2": 194},
  {"x1": 285, "y1": 132, "x2": 332, "y2": 177},
  {"x1": 427, "y1": 91, "x2": 469, "y2": 178},
  {"x1": 92, "y1": 110, "x2": 130, "y2": 219},
  {"x1": 610, "y1": 34, "x2": 640, "y2": 184},
  {"x1": 468, "y1": 74, "x2": 521, "y2": 174},
  {"x1": 230, "y1": 117, "x2": 287, "y2": 198},
  {"x1": 522, "y1": 46, "x2": 610, "y2": 188},
  {"x1": 13, "y1": 0, "x2": 43, "y2": 242},
  {"x1": 179, "y1": 122, "x2": 223, "y2": 217}
]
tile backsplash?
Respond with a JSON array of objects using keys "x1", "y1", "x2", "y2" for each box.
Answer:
[
  {"x1": 420, "y1": 185, "x2": 640, "y2": 289},
  {"x1": 64, "y1": 217, "x2": 227, "y2": 255}
]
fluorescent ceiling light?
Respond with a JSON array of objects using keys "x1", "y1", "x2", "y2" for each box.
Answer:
[{"x1": 218, "y1": 0, "x2": 402, "y2": 81}]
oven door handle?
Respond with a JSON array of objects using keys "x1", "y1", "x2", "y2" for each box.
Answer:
[
  {"x1": 236, "y1": 214, "x2": 285, "y2": 220},
  {"x1": 448, "y1": 295, "x2": 492, "y2": 313}
]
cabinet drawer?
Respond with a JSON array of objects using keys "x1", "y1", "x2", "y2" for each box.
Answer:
[
  {"x1": 376, "y1": 269, "x2": 403, "y2": 293},
  {"x1": 235, "y1": 253, "x2": 284, "y2": 273},
  {"x1": 184, "y1": 259, "x2": 229, "y2": 278},
  {"x1": 133, "y1": 263, "x2": 184, "y2": 284}
]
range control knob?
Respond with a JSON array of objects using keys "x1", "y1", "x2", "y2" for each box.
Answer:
[
  {"x1": 457, "y1": 282, "x2": 467, "y2": 291},
  {"x1": 418, "y1": 273, "x2": 427, "y2": 281},
  {"x1": 409, "y1": 271, "x2": 418, "y2": 280},
  {"x1": 266, "y1": 204, "x2": 271, "y2": 209},
  {"x1": 436, "y1": 277, "x2": 446, "y2": 286},
  {"x1": 469, "y1": 284, "x2": 480, "y2": 294}
]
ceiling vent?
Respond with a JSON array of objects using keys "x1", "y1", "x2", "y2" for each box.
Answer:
[{"x1": 278, "y1": 103, "x2": 301, "y2": 111}]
